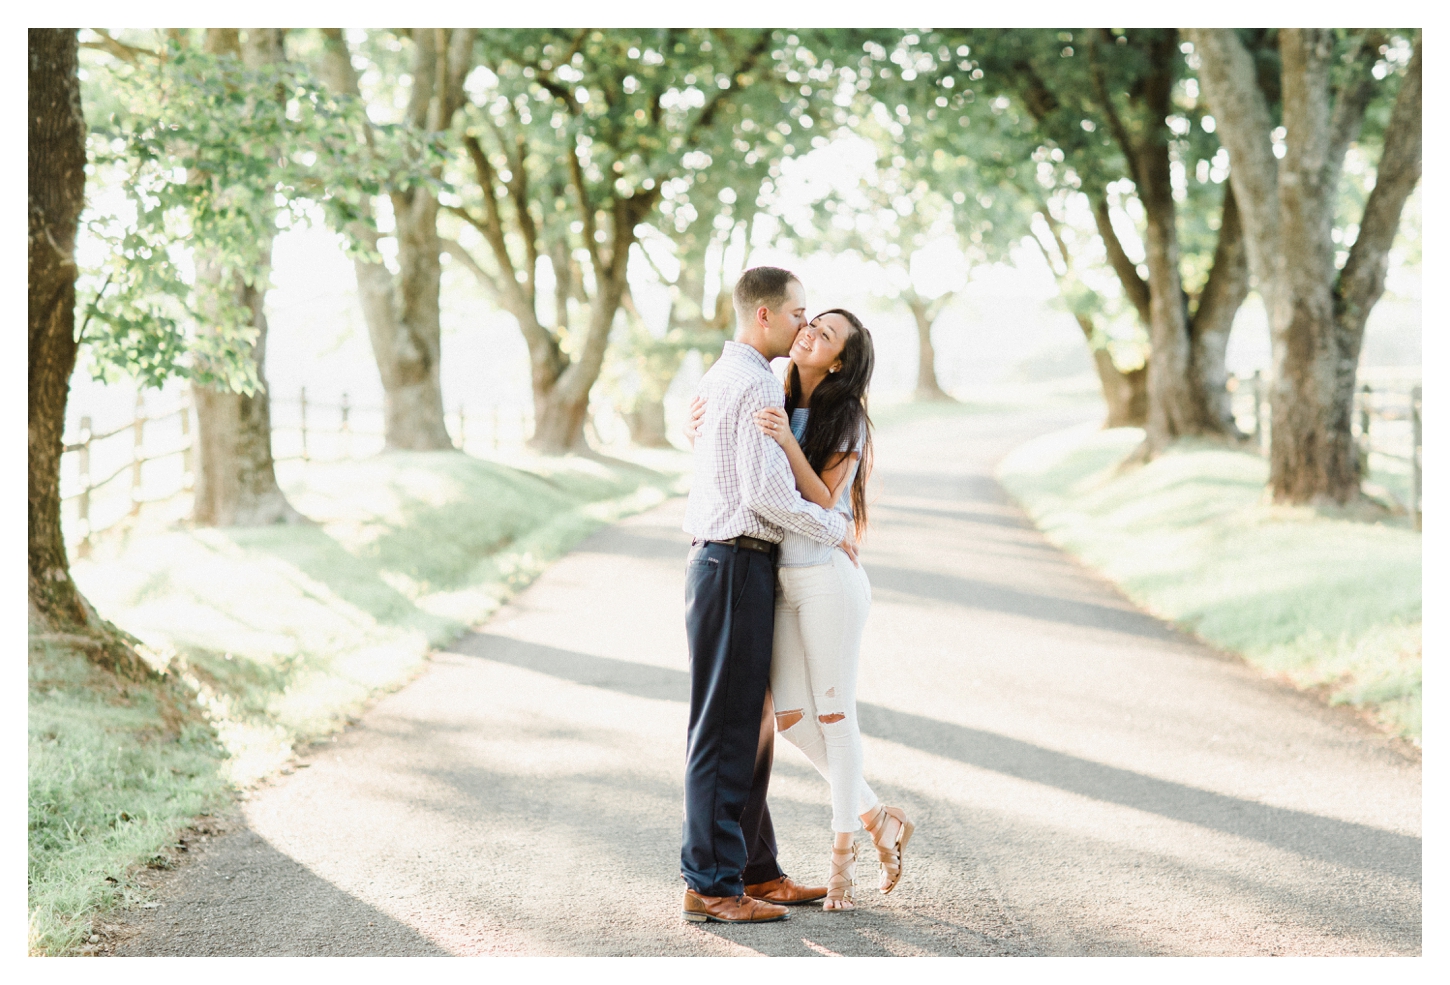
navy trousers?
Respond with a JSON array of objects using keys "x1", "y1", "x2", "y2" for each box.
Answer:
[{"x1": 680, "y1": 541, "x2": 785, "y2": 897}]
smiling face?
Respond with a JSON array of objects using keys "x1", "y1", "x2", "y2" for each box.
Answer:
[
  {"x1": 790, "y1": 311, "x2": 853, "y2": 375},
  {"x1": 758, "y1": 278, "x2": 809, "y2": 359}
]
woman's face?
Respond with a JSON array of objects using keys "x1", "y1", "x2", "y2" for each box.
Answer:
[{"x1": 790, "y1": 312, "x2": 852, "y2": 375}]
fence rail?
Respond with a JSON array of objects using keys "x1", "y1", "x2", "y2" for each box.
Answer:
[
  {"x1": 59, "y1": 387, "x2": 564, "y2": 555},
  {"x1": 1227, "y1": 371, "x2": 1422, "y2": 529}
]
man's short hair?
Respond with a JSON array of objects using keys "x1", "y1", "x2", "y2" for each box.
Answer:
[{"x1": 733, "y1": 266, "x2": 800, "y2": 326}]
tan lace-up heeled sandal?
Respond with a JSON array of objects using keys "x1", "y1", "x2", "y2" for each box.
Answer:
[
  {"x1": 824, "y1": 841, "x2": 857, "y2": 911},
  {"x1": 864, "y1": 805, "x2": 914, "y2": 894}
]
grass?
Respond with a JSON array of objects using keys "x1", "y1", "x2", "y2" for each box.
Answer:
[
  {"x1": 997, "y1": 424, "x2": 1422, "y2": 743},
  {"x1": 28, "y1": 639, "x2": 230, "y2": 956},
  {"x1": 28, "y1": 446, "x2": 687, "y2": 955}
]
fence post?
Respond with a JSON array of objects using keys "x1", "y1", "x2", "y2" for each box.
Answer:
[
  {"x1": 299, "y1": 385, "x2": 309, "y2": 463},
  {"x1": 179, "y1": 392, "x2": 194, "y2": 490},
  {"x1": 458, "y1": 403, "x2": 467, "y2": 452},
  {"x1": 340, "y1": 392, "x2": 351, "y2": 459},
  {"x1": 1411, "y1": 385, "x2": 1422, "y2": 531},
  {"x1": 1357, "y1": 384, "x2": 1373, "y2": 475},
  {"x1": 1251, "y1": 370, "x2": 1263, "y2": 453},
  {"x1": 77, "y1": 416, "x2": 92, "y2": 558},
  {"x1": 130, "y1": 392, "x2": 145, "y2": 516}
]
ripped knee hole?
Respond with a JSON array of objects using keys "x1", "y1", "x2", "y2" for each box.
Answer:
[{"x1": 818, "y1": 713, "x2": 846, "y2": 724}]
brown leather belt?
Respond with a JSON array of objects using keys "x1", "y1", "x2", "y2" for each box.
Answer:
[{"x1": 696, "y1": 535, "x2": 778, "y2": 557}]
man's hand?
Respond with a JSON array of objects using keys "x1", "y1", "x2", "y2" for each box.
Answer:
[
  {"x1": 837, "y1": 527, "x2": 859, "y2": 567},
  {"x1": 683, "y1": 395, "x2": 707, "y2": 447}
]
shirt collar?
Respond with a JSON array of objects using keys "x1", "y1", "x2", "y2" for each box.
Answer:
[{"x1": 722, "y1": 340, "x2": 772, "y2": 372}]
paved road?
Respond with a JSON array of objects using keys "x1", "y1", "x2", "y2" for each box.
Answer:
[{"x1": 109, "y1": 407, "x2": 1421, "y2": 956}]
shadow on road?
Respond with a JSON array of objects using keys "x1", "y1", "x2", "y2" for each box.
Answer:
[
  {"x1": 873, "y1": 500, "x2": 1037, "y2": 530},
  {"x1": 114, "y1": 828, "x2": 449, "y2": 956},
  {"x1": 866, "y1": 564, "x2": 1184, "y2": 643},
  {"x1": 457, "y1": 633, "x2": 1421, "y2": 885}
]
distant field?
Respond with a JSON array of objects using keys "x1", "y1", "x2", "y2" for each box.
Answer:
[{"x1": 997, "y1": 424, "x2": 1421, "y2": 744}]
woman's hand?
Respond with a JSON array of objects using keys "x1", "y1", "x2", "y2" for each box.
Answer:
[
  {"x1": 683, "y1": 396, "x2": 707, "y2": 446},
  {"x1": 754, "y1": 406, "x2": 795, "y2": 448}
]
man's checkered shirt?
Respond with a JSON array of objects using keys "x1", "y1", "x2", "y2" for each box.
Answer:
[{"x1": 683, "y1": 341, "x2": 847, "y2": 547}]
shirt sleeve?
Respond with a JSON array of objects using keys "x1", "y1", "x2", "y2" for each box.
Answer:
[{"x1": 735, "y1": 381, "x2": 847, "y2": 545}]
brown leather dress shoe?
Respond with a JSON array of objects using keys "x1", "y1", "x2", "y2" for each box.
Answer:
[
  {"x1": 743, "y1": 875, "x2": 828, "y2": 906},
  {"x1": 683, "y1": 888, "x2": 790, "y2": 923}
]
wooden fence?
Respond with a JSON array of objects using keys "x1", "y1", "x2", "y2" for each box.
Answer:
[
  {"x1": 1228, "y1": 371, "x2": 1422, "y2": 529},
  {"x1": 60, "y1": 388, "x2": 552, "y2": 556}
]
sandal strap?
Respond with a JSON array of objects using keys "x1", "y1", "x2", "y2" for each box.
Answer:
[
  {"x1": 826, "y1": 843, "x2": 856, "y2": 901},
  {"x1": 865, "y1": 806, "x2": 908, "y2": 891}
]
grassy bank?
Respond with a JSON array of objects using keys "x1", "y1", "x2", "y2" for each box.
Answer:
[
  {"x1": 29, "y1": 447, "x2": 687, "y2": 954},
  {"x1": 997, "y1": 424, "x2": 1422, "y2": 743}
]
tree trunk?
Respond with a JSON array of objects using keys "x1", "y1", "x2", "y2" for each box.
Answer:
[
  {"x1": 907, "y1": 294, "x2": 956, "y2": 402},
  {"x1": 1268, "y1": 31, "x2": 1421, "y2": 503},
  {"x1": 1329, "y1": 41, "x2": 1422, "y2": 488},
  {"x1": 191, "y1": 28, "x2": 304, "y2": 526},
  {"x1": 1186, "y1": 184, "x2": 1250, "y2": 438},
  {"x1": 623, "y1": 402, "x2": 670, "y2": 447},
  {"x1": 531, "y1": 276, "x2": 629, "y2": 453},
  {"x1": 191, "y1": 280, "x2": 300, "y2": 525},
  {"x1": 1090, "y1": 33, "x2": 1243, "y2": 455},
  {"x1": 1034, "y1": 203, "x2": 1148, "y2": 428},
  {"x1": 318, "y1": 28, "x2": 461, "y2": 451},
  {"x1": 1190, "y1": 29, "x2": 1419, "y2": 505},
  {"x1": 616, "y1": 291, "x2": 684, "y2": 448},
  {"x1": 1133, "y1": 37, "x2": 1204, "y2": 453},
  {"x1": 1267, "y1": 30, "x2": 1350, "y2": 501},
  {"x1": 1067, "y1": 313, "x2": 1148, "y2": 428},
  {"x1": 384, "y1": 182, "x2": 454, "y2": 449},
  {"x1": 28, "y1": 28, "x2": 153, "y2": 678}
]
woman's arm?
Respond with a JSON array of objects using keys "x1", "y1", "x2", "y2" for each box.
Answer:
[{"x1": 754, "y1": 407, "x2": 857, "y2": 509}]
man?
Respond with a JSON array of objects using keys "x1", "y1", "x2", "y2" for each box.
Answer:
[{"x1": 680, "y1": 266, "x2": 858, "y2": 924}]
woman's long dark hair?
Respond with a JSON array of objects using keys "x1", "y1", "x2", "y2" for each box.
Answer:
[{"x1": 784, "y1": 308, "x2": 874, "y2": 540}]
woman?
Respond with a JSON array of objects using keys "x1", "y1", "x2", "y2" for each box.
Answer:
[{"x1": 687, "y1": 309, "x2": 913, "y2": 911}]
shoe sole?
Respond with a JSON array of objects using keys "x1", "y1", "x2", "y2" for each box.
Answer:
[
  {"x1": 747, "y1": 894, "x2": 826, "y2": 906},
  {"x1": 683, "y1": 910, "x2": 790, "y2": 924}
]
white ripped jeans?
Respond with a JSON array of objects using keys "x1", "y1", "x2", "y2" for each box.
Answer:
[{"x1": 772, "y1": 550, "x2": 880, "y2": 833}]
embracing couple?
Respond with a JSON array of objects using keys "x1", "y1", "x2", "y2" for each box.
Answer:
[{"x1": 679, "y1": 265, "x2": 913, "y2": 924}]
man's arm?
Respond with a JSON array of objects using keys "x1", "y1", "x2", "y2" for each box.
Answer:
[{"x1": 735, "y1": 382, "x2": 848, "y2": 547}]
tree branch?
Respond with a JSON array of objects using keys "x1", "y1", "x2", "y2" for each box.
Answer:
[
  {"x1": 568, "y1": 143, "x2": 604, "y2": 280},
  {"x1": 443, "y1": 28, "x2": 475, "y2": 120},
  {"x1": 534, "y1": 74, "x2": 581, "y2": 114},
  {"x1": 506, "y1": 133, "x2": 538, "y2": 296},
  {"x1": 459, "y1": 133, "x2": 525, "y2": 303},
  {"x1": 1026, "y1": 232, "x2": 1099, "y2": 344},
  {"x1": 1086, "y1": 30, "x2": 1143, "y2": 190},
  {"x1": 1031, "y1": 204, "x2": 1071, "y2": 277},
  {"x1": 438, "y1": 237, "x2": 501, "y2": 296},
  {"x1": 1090, "y1": 193, "x2": 1152, "y2": 325},
  {"x1": 81, "y1": 30, "x2": 159, "y2": 63},
  {"x1": 1191, "y1": 181, "x2": 1249, "y2": 336},
  {"x1": 926, "y1": 290, "x2": 954, "y2": 323},
  {"x1": 403, "y1": 29, "x2": 437, "y2": 131},
  {"x1": 318, "y1": 29, "x2": 377, "y2": 151},
  {"x1": 1185, "y1": 28, "x2": 1282, "y2": 294},
  {"x1": 686, "y1": 31, "x2": 771, "y2": 142},
  {"x1": 1337, "y1": 37, "x2": 1421, "y2": 329},
  {"x1": 1323, "y1": 30, "x2": 1383, "y2": 198}
]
